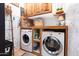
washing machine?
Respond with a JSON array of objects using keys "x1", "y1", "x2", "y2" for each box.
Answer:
[
  {"x1": 42, "y1": 31, "x2": 65, "y2": 56},
  {"x1": 21, "y1": 29, "x2": 32, "y2": 52}
]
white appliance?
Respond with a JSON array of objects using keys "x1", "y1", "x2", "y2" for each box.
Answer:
[
  {"x1": 21, "y1": 29, "x2": 32, "y2": 52},
  {"x1": 42, "y1": 31, "x2": 64, "y2": 56}
]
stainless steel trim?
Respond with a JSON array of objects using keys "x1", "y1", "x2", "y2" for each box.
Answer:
[{"x1": 43, "y1": 36, "x2": 63, "y2": 56}]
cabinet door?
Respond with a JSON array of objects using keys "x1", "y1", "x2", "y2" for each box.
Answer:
[
  {"x1": 42, "y1": 3, "x2": 52, "y2": 12},
  {"x1": 41, "y1": 3, "x2": 52, "y2": 13},
  {"x1": 34, "y1": 3, "x2": 52, "y2": 15},
  {"x1": 24, "y1": 3, "x2": 52, "y2": 17},
  {"x1": 25, "y1": 3, "x2": 32, "y2": 17},
  {"x1": 34, "y1": 3, "x2": 42, "y2": 15},
  {"x1": 33, "y1": 3, "x2": 38, "y2": 15},
  {"x1": 31, "y1": 3, "x2": 35, "y2": 16}
]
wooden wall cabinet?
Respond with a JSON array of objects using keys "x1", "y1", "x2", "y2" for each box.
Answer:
[{"x1": 24, "y1": 3, "x2": 52, "y2": 17}]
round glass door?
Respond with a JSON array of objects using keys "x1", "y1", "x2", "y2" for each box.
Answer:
[
  {"x1": 43, "y1": 36, "x2": 63, "y2": 55},
  {"x1": 23, "y1": 34, "x2": 29, "y2": 44}
]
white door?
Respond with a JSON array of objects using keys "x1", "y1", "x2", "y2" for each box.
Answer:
[{"x1": 11, "y1": 4, "x2": 20, "y2": 48}]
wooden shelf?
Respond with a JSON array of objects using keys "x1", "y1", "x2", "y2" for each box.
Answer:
[
  {"x1": 32, "y1": 51, "x2": 41, "y2": 56},
  {"x1": 34, "y1": 39, "x2": 40, "y2": 43},
  {"x1": 33, "y1": 49, "x2": 40, "y2": 53},
  {"x1": 21, "y1": 26, "x2": 68, "y2": 29},
  {"x1": 54, "y1": 13, "x2": 65, "y2": 16},
  {"x1": 33, "y1": 47, "x2": 40, "y2": 55}
]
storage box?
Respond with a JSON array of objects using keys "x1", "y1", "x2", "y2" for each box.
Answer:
[{"x1": 34, "y1": 18, "x2": 44, "y2": 26}]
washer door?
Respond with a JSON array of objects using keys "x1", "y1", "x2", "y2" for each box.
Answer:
[
  {"x1": 22, "y1": 34, "x2": 30, "y2": 45},
  {"x1": 43, "y1": 36, "x2": 63, "y2": 55}
]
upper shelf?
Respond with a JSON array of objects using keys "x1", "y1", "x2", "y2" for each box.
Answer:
[{"x1": 54, "y1": 13, "x2": 65, "y2": 16}]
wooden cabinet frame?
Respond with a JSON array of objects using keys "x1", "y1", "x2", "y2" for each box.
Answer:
[{"x1": 20, "y1": 26, "x2": 68, "y2": 56}]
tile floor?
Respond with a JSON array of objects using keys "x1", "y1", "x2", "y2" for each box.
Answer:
[
  {"x1": 14, "y1": 48, "x2": 36, "y2": 56},
  {"x1": 22, "y1": 52, "x2": 36, "y2": 56}
]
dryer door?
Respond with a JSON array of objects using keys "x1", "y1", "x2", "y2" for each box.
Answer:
[
  {"x1": 43, "y1": 36, "x2": 63, "y2": 55},
  {"x1": 22, "y1": 34, "x2": 30, "y2": 45}
]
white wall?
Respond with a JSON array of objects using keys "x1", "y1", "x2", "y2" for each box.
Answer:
[{"x1": 66, "y1": 3, "x2": 79, "y2": 56}]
